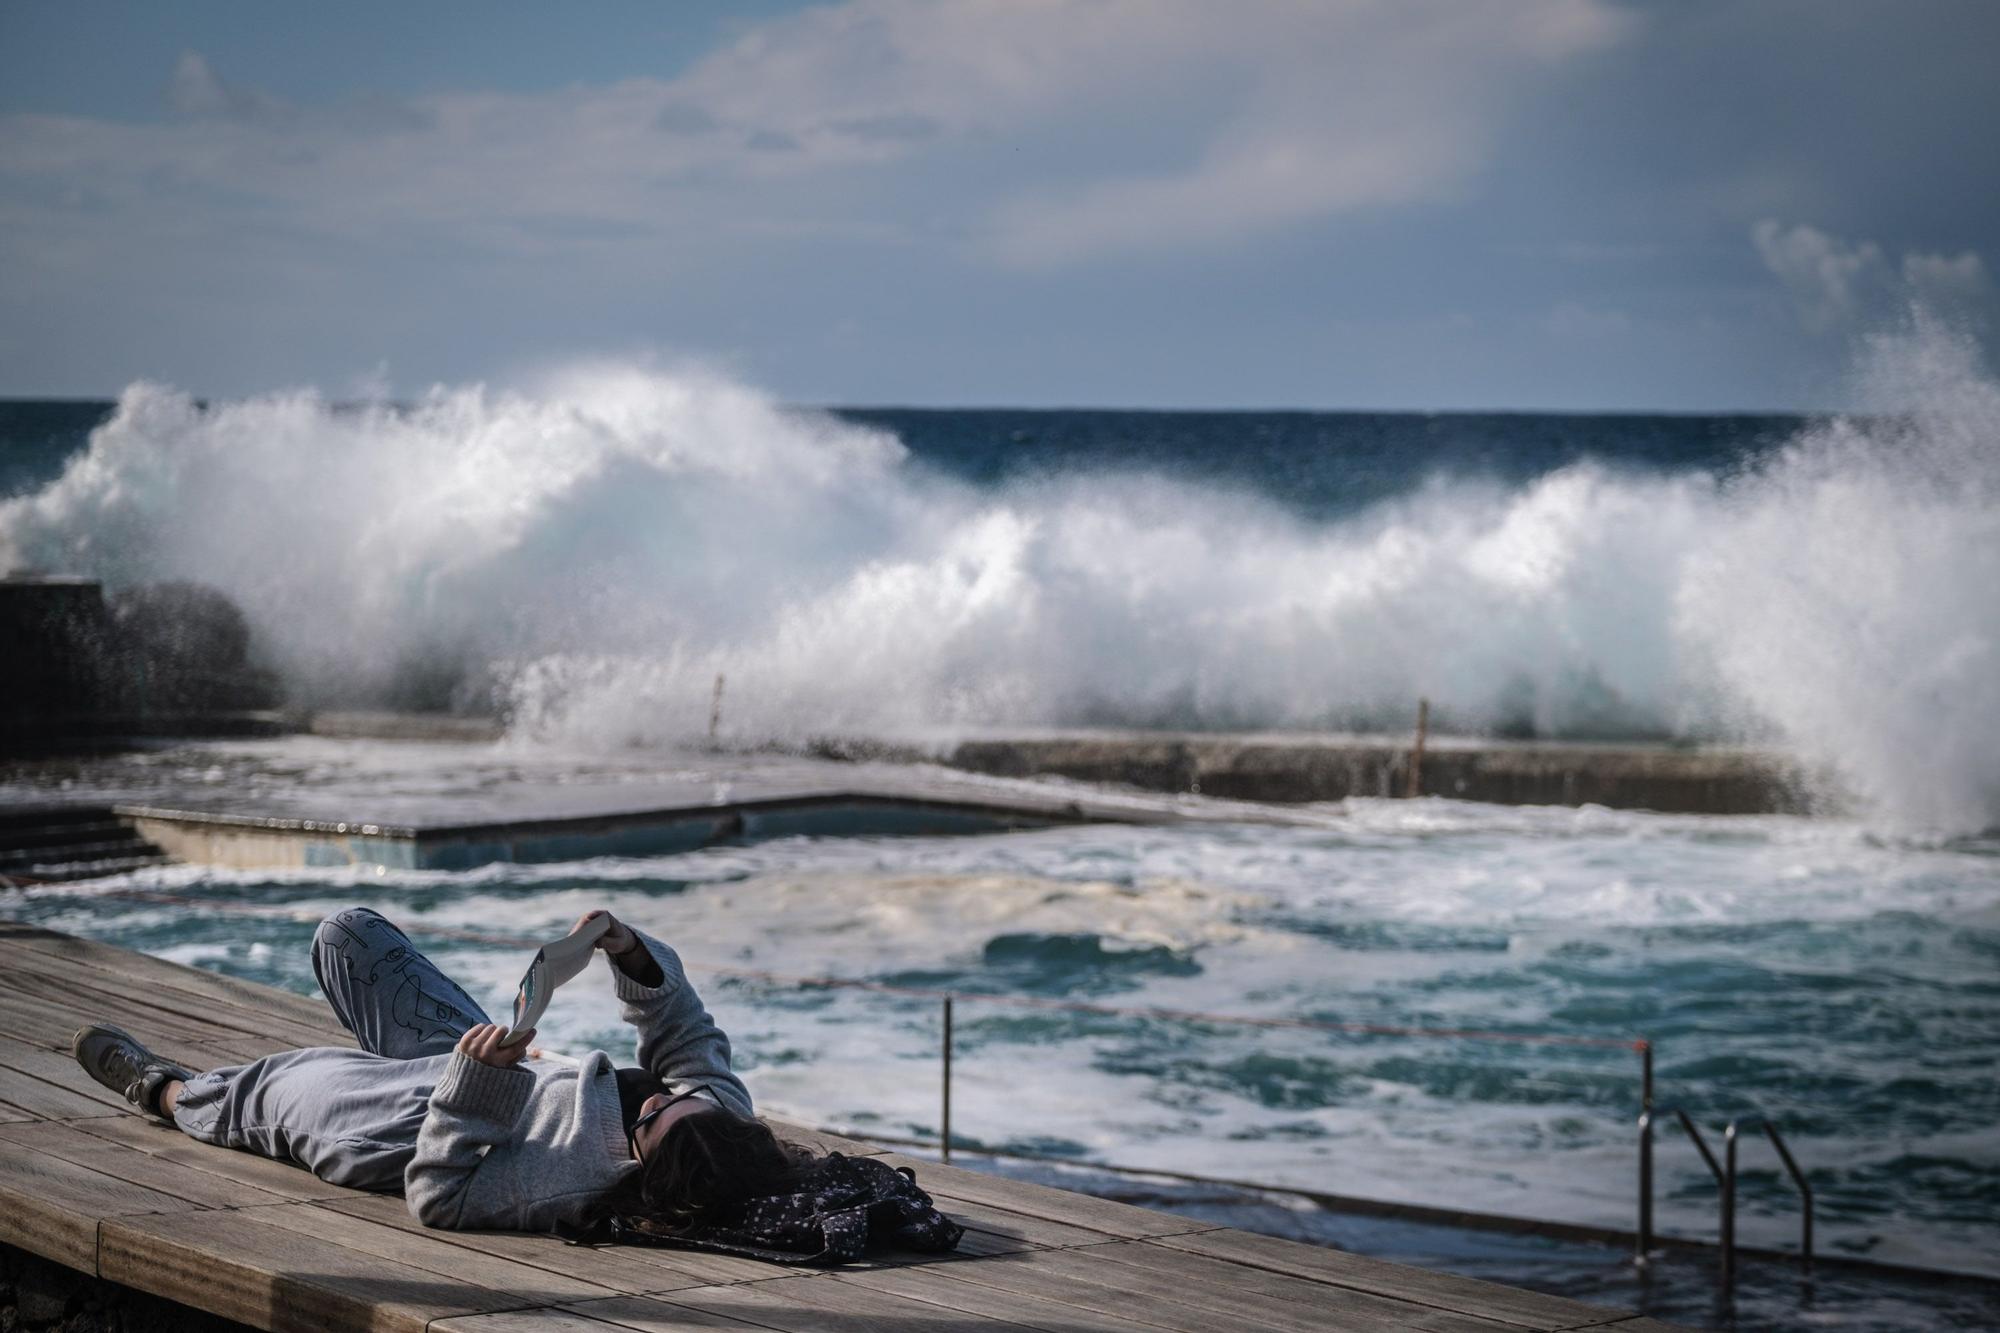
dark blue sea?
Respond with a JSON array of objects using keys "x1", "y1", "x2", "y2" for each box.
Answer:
[{"x1": 3, "y1": 397, "x2": 1809, "y2": 514}]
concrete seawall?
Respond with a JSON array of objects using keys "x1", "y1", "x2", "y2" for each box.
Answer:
[{"x1": 897, "y1": 732, "x2": 1818, "y2": 815}]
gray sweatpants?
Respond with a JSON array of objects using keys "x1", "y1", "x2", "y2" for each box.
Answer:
[{"x1": 172, "y1": 907, "x2": 493, "y2": 1192}]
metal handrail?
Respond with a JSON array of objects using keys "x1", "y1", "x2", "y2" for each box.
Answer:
[
  {"x1": 1642, "y1": 1105, "x2": 1813, "y2": 1286},
  {"x1": 1728, "y1": 1117, "x2": 1814, "y2": 1275},
  {"x1": 1640, "y1": 1107, "x2": 1726, "y2": 1278}
]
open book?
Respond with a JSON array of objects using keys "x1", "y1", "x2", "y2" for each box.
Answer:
[{"x1": 504, "y1": 916, "x2": 610, "y2": 1042}]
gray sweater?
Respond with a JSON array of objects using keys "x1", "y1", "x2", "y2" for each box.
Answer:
[{"x1": 404, "y1": 930, "x2": 752, "y2": 1231}]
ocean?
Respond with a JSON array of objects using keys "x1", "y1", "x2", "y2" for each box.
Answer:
[{"x1": 1, "y1": 345, "x2": 1996, "y2": 1327}]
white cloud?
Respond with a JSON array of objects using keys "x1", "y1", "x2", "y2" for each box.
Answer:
[
  {"x1": 1902, "y1": 249, "x2": 1990, "y2": 312},
  {"x1": 975, "y1": 1, "x2": 1628, "y2": 266},
  {"x1": 1754, "y1": 219, "x2": 1989, "y2": 332},
  {"x1": 0, "y1": 0, "x2": 1630, "y2": 275},
  {"x1": 168, "y1": 51, "x2": 291, "y2": 124},
  {"x1": 1751, "y1": 220, "x2": 1887, "y2": 333}
]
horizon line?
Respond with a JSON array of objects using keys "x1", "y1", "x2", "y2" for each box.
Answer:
[{"x1": 0, "y1": 394, "x2": 1842, "y2": 419}]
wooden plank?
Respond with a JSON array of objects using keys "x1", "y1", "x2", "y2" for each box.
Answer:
[
  {"x1": 260, "y1": 1202, "x2": 625, "y2": 1304},
  {"x1": 605, "y1": 1243, "x2": 837, "y2": 1291},
  {"x1": 641, "y1": 1276, "x2": 1040, "y2": 1332},
  {"x1": 763, "y1": 1117, "x2": 891, "y2": 1158},
  {"x1": 902, "y1": 1244, "x2": 1514, "y2": 1333},
  {"x1": 925, "y1": 1192, "x2": 1124, "y2": 1255},
  {"x1": 870, "y1": 1153, "x2": 1219, "y2": 1241},
  {"x1": 0, "y1": 987, "x2": 133, "y2": 1049},
  {"x1": 0, "y1": 988, "x2": 107, "y2": 1048},
  {"x1": 0, "y1": 1136, "x2": 201, "y2": 1271},
  {"x1": 844, "y1": 1265, "x2": 1174, "y2": 1333},
  {"x1": 438, "y1": 1307, "x2": 767, "y2": 1333},
  {"x1": 0, "y1": 953, "x2": 345, "y2": 1056},
  {"x1": 917, "y1": 1247, "x2": 1333, "y2": 1333},
  {"x1": 322, "y1": 1194, "x2": 816, "y2": 1292},
  {"x1": 318, "y1": 1195, "x2": 807, "y2": 1293},
  {"x1": 941, "y1": 1222, "x2": 1058, "y2": 1260},
  {"x1": 0, "y1": 988, "x2": 264, "y2": 1071},
  {"x1": 69, "y1": 1113, "x2": 361, "y2": 1201},
  {"x1": 544, "y1": 1231, "x2": 818, "y2": 1291},
  {"x1": 0, "y1": 1118, "x2": 293, "y2": 1209},
  {"x1": 1064, "y1": 1238, "x2": 1527, "y2": 1333},
  {"x1": 0, "y1": 1060, "x2": 128, "y2": 1119},
  {"x1": 0, "y1": 927, "x2": 349, "y2": 1036},
  {"x1": 0, "y1": 964, "x2": 303, "y2": 1063},
  {"x1": 0, "y1": 1099, "x2": 37, "y2": 1122},
  {"x1": 1147, "y1": 1227, "x2": 1627, "y2": 1332},
  {"x1": 0, "y1": 939, "x2": 353, "y2": 1052},
  {"x1": 320, "y1": 1193, "x2": 782, "y2": 1296},
  {"x1": 100, "y1": 1208, "x2": 535, "y2": 1333},
  {"x1": 432, "y1": 1313, "x2": 650, "y2": 1333},
  {"x1": 447, "y1": 1295, "x2": 780, "y2": 1332},
  {"x1": 0, "y1": 1030, "x2": 141, "y2": 1110}
]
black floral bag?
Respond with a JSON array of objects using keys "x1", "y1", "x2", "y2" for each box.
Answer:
[{"x1": 577, "y1": 1153, "x2": 964, "y2": 1266}]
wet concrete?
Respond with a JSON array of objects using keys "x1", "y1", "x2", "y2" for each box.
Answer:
[
  {"x1": 903, "y1": 730, "x2": 1819, "y2": 814},
  {"x1": 5, "y1": 717, "x2": 1821, "y2": 870}
]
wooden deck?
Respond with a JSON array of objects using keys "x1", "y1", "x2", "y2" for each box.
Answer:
[{"x1": 0, "y1": 920, "x2": 1680, "y2": 1332}]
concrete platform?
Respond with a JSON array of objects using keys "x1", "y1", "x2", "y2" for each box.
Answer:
[
  {"x1": 0, "y1": 920, "x2": 1680, "y2": 1332},
  {"x1": 1, "y1": 719, "x2": 1817, "y2": 879},
  {"x1": 119, "y1": 792, "x2": 1105, "y2": 873},
  {"x1": 108, "y1": 758, "x2": 1217, "y2": 872},
  {"x1": 4, "y1": 736, "x2": 1281, "y2": 874}
]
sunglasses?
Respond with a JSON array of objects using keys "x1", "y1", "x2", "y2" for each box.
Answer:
[{"x1": 628, "y1": 1084, "x2": 716, "y2": 1162}]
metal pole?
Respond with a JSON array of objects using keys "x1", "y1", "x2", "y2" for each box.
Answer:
[
  {"x1": 708, "y1": 673, "x2": 726, "y2": 744},
  {"x1": 1405, "y1": 698, "x2": 1430, "y2": 798},
  {"x1": 1637, "y1": 1111, "x2": 1654, "y2": 1265},
  {"x1": 1638, "y1": 1041, "x2": 1654, "y2": 1264},
  {"x1": 1722, "y1": 1122, "x2": 1738, "y2": 1290},
  {"x1": 941, "y1": 995, "x2": 954, "y2": 1163}
]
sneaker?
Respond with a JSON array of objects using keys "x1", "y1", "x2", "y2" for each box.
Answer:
[{"x1": 71, "y1": 1023, "x2": 195, "y2": 1117}]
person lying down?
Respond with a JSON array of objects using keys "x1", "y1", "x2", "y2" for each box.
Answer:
[{"x1": 71, "y1": 905, "x2": 961, "y2": 1263}]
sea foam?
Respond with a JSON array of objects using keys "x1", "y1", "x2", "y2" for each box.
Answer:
[{"x1": 2, "y1": 329, "x2": 1995, "y2": 831}]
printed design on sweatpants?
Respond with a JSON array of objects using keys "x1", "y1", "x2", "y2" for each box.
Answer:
[
  {"x1": 314, "y1": 907, "x2": 489, "y2": 1056},
  {"x1": 390, "y1": 968, "x2": 473, "y2": 1044}
]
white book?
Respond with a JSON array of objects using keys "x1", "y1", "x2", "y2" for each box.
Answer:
[{"x1": 504, "y1": 916, "x2": 609, "y2": 1042}]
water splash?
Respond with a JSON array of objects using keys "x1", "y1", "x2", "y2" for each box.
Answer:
[
  {"x1": 1679, "y1": 316, "x2": 2000, "y2": 831},
  {"x1": 2, "y1": 332, "x2": 1995, "y2": 830}
]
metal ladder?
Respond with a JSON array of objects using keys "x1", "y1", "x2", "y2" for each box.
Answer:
[{"x1": 1639, "y1": 1102, "x2": 1815, "y2": 1286}]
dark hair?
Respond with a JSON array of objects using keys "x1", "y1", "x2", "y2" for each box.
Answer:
[{"x1": 602, "y1": 1107, "x2": 816, "y2": 1236}]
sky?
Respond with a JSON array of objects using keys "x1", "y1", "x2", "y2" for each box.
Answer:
[{"x1": 1, "y1": 0, "x2": 1995, "y2": 410}]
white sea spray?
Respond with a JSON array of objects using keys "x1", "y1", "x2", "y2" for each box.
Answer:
[{"x1": 2, "y1": 329, "x2": 1994, "y2": 831}]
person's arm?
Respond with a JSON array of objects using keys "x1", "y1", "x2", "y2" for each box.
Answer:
[
  {"x1": 570, "y1": 910, "x2": 752, "y2": 1118},
  {"x1": 404, "y1": 1024, "x2": 535, "y2": 1229},
  {"x1": 605, "y1": 925, "x2": 664, "y2": 989}
]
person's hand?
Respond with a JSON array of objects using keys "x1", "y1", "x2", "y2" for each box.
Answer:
[
  {"x1": 458, "y1": 1023, "x2": 533, "y2": 1069},
  {"x1": 572, "y1": 909, "x2": 639, "y2": 957}
]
